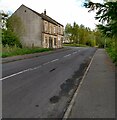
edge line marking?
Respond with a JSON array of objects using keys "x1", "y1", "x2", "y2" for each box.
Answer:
[{"x1": 62, "y1": 50, "x2": 97, "y2": 119}]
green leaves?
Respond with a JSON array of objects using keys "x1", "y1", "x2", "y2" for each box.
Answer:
[
  {"x1": 65, "y1": 22, "x2": 97, "y2": 46},
  {"x1": 1, "y1": 12, "x2": 25, "y2": 48},
  {"x1": 2, "y1": 29, "x2": 22, "y2": 47},
  {"x1": 84, "y1": 0, "x2": 117, "y2": 64},
  {"x1": 84, "y1": 1, "x2": 117, "y2": 38}
]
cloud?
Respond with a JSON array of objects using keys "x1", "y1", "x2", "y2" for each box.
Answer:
[{"x1": 0, "y1": 0, "x2": 99, "y2": 29}]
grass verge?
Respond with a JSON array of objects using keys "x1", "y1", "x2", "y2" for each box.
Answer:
[
  {"x1": 63, "y1": 43, "x2": 88, "y2": 47},
  {"x1": 106, "y1": 47, "x2": 117, "y2": 66},
  {"x1": 1, "y1": 46, "x2": 53, "y2": 58}
]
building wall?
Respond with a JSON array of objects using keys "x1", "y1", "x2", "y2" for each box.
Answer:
[
  {"x1": 12, "y1": 5, "x2": 64, "y2": 48},
  {"x1": 14, "y1": 5, "x2": 43, "y2": 47},
  {"x1": 42, "y1": 20, "x2": 64, "y2": 48}
]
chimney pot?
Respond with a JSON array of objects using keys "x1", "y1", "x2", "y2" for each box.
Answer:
[{"x1": 44, "y1": 9, "x2": 46, "y2": 15}]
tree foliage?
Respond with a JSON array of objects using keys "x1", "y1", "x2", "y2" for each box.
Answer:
[
  {"x1": 84, "y1": 0, "x2": 117, "y2": 64},
  {"x1": 84, "y1": 1, "x2": 117, "y2": 38},
  {"x1": 7, "y1": 15, "x2": 25, "y2": 37},
  {"x1": 0, "y1": 11, "x2": 8, "y2": 29},
  {"x1": 65, "y1": 22, "x2": 97, "y2": 46},
  {"x1": 2, "y1": 29, "x2": 22, "y2": 47},
  {"x1": 1, "y1": 11, "x2": 24, "y2": 47}
]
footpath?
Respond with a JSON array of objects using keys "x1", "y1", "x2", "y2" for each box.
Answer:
[{"x1": 64, "y1": 49, "x2": 115, "y2": 119}]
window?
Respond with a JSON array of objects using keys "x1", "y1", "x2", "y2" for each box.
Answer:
[
  {"x1": 44, "y1": 22, "x2": 48, "y2": 32},
  {"x1": 54, "y1": 38, "x2": 57, "y2": 46},
  {"x1": 58, "y1": 26, "x2": 61, "y2": 34},
  {"x1": 54, "y1": 26, "x2": 56, "y2": 34},
  {"x1": 49, "y1": 23, "x2": 51, "y2": 33},
  {"x1": 61, "y1": 37, "x2": 63, "y2": 43},
  {"x1": 61, "y1": 27, "x2": 63, "y2": 35},
  {"x1": 45, "y1": 37, "x2": 47, "y2": 43},
  {"x1": 45, "y1": 36, "x2": 48, "y2": 47}
]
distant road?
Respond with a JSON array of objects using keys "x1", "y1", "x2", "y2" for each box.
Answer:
[{"x1": 2, "y1": 47, "x2": 96, "y2": 118}]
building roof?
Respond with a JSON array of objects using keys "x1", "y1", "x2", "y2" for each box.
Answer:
[{"x1": 21, "y1": 4, "x2": 63, "y2": 27}]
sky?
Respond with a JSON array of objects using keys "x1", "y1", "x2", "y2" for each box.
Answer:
[{"x1": 0, "y1": 0, "x2": 103, "y2": 30}]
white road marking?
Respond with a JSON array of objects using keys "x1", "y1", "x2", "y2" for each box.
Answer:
[
  {"x1": 2, "y1": 51, "x2": 81, "y2": 81},
  {"x1": 1, "y1": 58, "x2": 60, "y2": 81},
  {"x1": 63, "y1": 54, "x2": 71, "y2": 58},
  {"x1": 29, "y1": 65, "x2": 42, "y2": 70},
  {"x1": 50, "y1": 59, "x2": 59, "y2": 63},
  {"x1": 0, "y1": 65, "x2": 42, "y2": 81},
  {"x1": 0, "y1": 69, "x2": 30, "y2": 81},
  {"x1": 62, "y1": 51, "x2": 96, "y2": 119},
  {"x1": 72, "y1": 51, "x2": 77, "y2": 54},
  {"x1": 43, "y1": 62, "x2": 50, "y2": 65}
]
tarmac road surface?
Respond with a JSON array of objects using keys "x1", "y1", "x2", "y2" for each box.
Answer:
[{"x1": 2, "y1": 47, "x2": 96, "y2": 118}]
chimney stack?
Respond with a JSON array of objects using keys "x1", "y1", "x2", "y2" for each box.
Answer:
[{"x1": 44, "y1": 9, "x2": 46, "y2": 15}]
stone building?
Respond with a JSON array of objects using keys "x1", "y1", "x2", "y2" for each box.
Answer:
[{"x1": 11, "y1": 4, "x2": 64, "y2": 48}]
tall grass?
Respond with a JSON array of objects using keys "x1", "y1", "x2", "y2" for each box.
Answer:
[
  {"x1": 106, "y1": 41, "x2": 117, "y2": 66},
  {"x1": 2, "y1": 45, "x2": 53, "y2": 58},
  {"x1": 63, "y1": 43, "x2": 88, "y2": 47}
]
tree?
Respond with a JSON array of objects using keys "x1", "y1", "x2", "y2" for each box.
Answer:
[
  {"x1": 7, "y1": 15, "x2": 25, "y2": 38},
  {"x1": 0, "y1": 11, "x2": 8, "y2": 30},
  {"x1": 84, "y1": 0, "x2": 117, "y2": 64},
  {"x1": 84, "y1": 1, "x2": 117, "y2": 38},
  {"x1": 64, "y1": 22, "x2": 97, "y2": 46},
  {"x1": 72, "y1": 22, "x2": 79, "y2": 43},
  {"x1": 1, "y1": 11, "x2": 25, "y2": 47},
  {"x1": 2, "y1": 29, "x2": 22, "y2": 47},
  {"x1": 65, "y1": 23, "x2": 73, "y2": 43}
]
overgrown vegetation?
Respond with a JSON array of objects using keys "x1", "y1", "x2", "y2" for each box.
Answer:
[
  {"x1": 84, "y1": 0, "x2": 117, "y2": 65},
  {"x1": 2, "y1": 45, "x2": 53, "y2": 58},
  {"x1": 1, "y1": 12, "x2": 23, "y2": 48},
  {"x1": 106, "y1": 47, "x2": 117, "y2": 65},
  {"x1": 63, "y1": 43, "x2": 88, "y2": 47},
  {"x1": 64, "y1": 22, "x2": 97, "y2": 47},
  {"x1": 2, "y1": 29, "x2": 22, "y2": 47}
]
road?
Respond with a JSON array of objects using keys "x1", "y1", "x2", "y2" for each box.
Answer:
[{"x1": 2, "y1": 47, "x2": 96, "y2": 118}]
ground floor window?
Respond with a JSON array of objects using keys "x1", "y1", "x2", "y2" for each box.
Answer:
[
  {"x1": 45, "y1": 36, "x2": 48, "y2": 47},
  {"x1": 49, "y1": 37, "x2": 53, "y2": 48},
  {"x1": 54, "y1": 38, "x2": 57, "y2": 46}
]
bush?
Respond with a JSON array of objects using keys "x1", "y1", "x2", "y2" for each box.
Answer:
[
  {"x1": 2, "y1": 29, "x2": 22, "y2": 48},
  {"x1": 106, "y1": 44, "x2": 117, "y2": 65}
]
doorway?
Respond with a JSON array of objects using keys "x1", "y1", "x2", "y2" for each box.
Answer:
[{"x1": 49, "y1": 37, "x2": 53, "y2": 48}]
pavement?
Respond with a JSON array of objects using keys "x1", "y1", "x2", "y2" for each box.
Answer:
[{"x1": 64, "y1": 49, "x2": 115, "y2": 119}]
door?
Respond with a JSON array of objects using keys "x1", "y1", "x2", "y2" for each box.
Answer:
[{"x1": 49, "y1": 37, "x2": 53, "y2": 48}]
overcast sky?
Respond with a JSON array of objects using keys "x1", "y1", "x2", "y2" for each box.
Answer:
[{"x1": 0, "y1": 0, "x2": 103, "y2": 30}]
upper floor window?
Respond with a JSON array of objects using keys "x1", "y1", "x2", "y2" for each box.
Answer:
[
  {"x1": 45, "y1": 36, "x2": 48, "y2": 47},
  {"x1": 61, "y1": 27, "x2": 63, "y2": 35},
  {"x1": 58, "y1": 26, "x2": 61, "y2": 34},
  {"x1": 49, "y1": 23, "x2": 51, "y2": 33},
  {"x1": 44, "y1": 21, "x2": 48, "y2": 32},
  {"x1": 53, "y1": 26, "x2": 56, "y2": 34}
]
